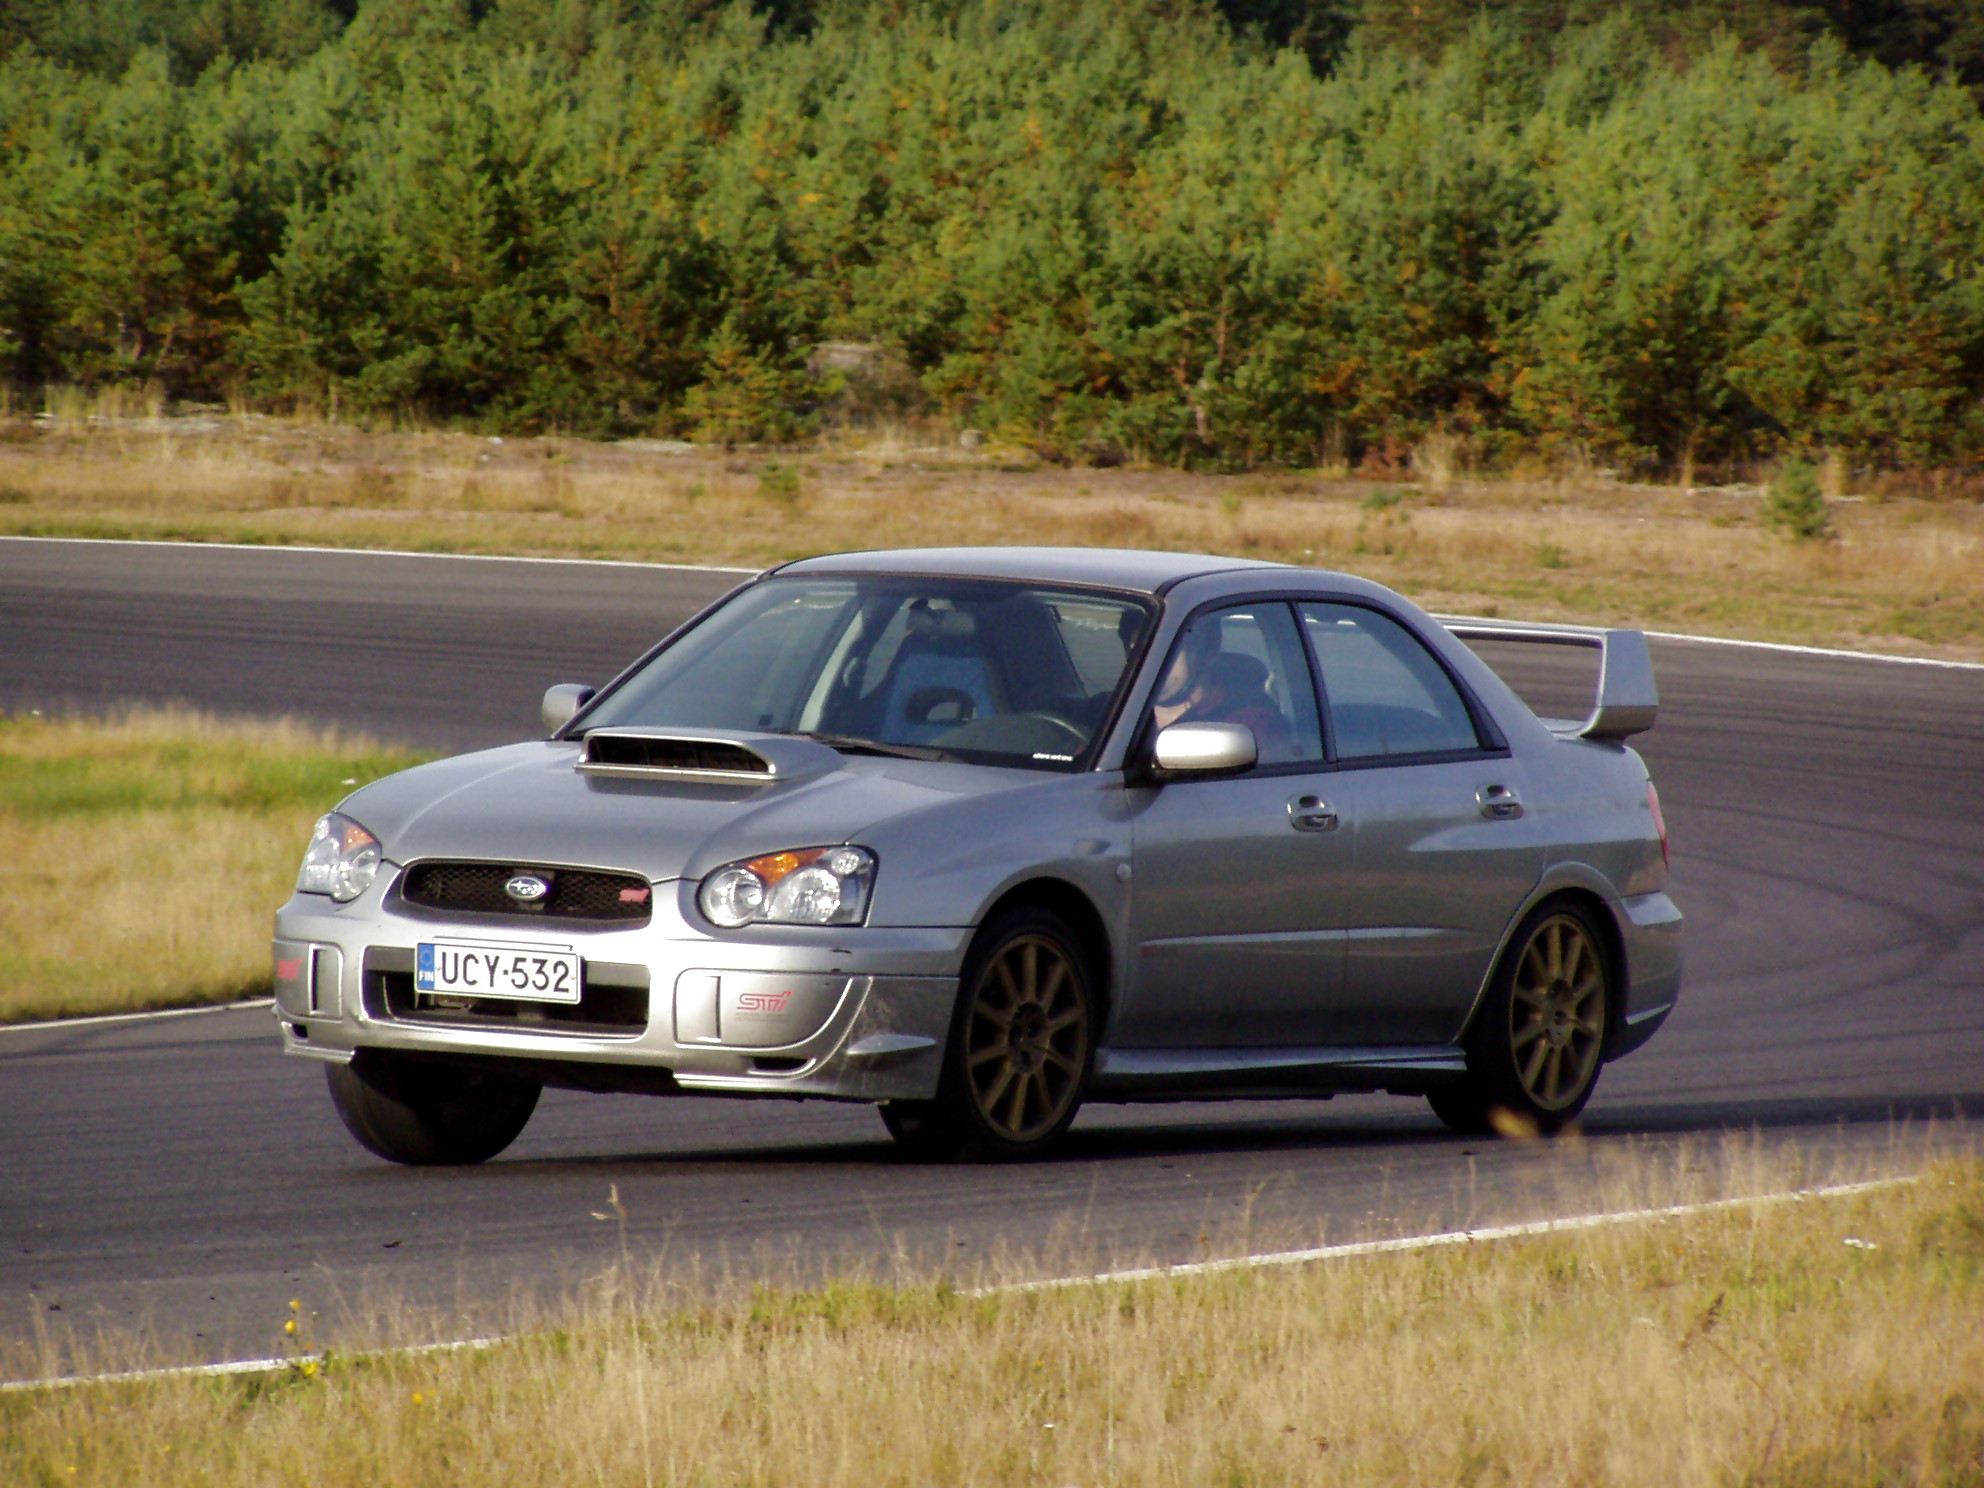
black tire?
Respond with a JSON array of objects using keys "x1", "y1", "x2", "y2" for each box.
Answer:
[
  {"x1": 1428, "y1": 899, "x2": 1612, "y2": 1138},
  {"x1": 880, "y1": 906, "x2": 1096, "y2": 1162},
  {"x1": 326, "y1": 1050, "x2": 541, "y2": 1166}
]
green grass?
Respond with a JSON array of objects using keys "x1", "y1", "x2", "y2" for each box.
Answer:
[
  {"x1": 0, "y1": 708, "x2": 429, "y2": 1023},
  {"x1": 0, "y1": 737, "x2": 406, "y2": 820}
]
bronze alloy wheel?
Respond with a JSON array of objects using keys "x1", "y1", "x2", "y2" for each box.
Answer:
[
  {"x1": 878, "y1": 907, "x2": 1096, "y2": 1161},
  {"x1": 962, "y1": 930, "x2": 1092, "y2": 1145},
  {"x1": 1507, "y1": 911, "x2": 1608, "y2": 1112},
  {"x1": 1428, "y1": 898, "x2": 1613, "y2": 1136}
]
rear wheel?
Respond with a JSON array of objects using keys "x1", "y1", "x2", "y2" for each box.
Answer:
[
  {"x1": 881, "y1": 907, "x2": 1095, "y2": 1161},
  {"x1": 1429, "y1": 900, "x2": 1611, "y2": 1137},
  {"x1": 327, "y1": 1050, "x2": 540, "y2": 1165}
]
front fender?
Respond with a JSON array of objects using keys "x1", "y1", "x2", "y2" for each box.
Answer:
[{"x1": 860, "y1": 772, "x2": 1134, "y2": 1023}]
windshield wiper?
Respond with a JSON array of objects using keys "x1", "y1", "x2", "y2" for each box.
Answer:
[{"x1": 787, "y1": 731, "x2": 951, "y2": 762}]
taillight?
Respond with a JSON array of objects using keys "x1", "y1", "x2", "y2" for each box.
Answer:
[{"x1": 1647, "y1": 781, "x2": 1669, "y2": 872}]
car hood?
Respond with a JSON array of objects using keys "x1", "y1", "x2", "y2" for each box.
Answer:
[{"x1": 338, "y1": 737, "x2": 1039, "y2": 883}]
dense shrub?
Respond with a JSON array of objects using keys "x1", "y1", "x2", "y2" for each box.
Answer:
[
  {"x1": 2, "y1": 0, "x2": 1982, "y2": 472},
  {"x1": 1765, "y1": 456, "x2": 1834, "y2": 540}
]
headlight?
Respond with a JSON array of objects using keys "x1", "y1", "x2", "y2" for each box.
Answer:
[
  {"x1": 698, "y1": 846, "x2": 875, "y2": 928},
  {"x1": 297, "y1": 812, "x2": 382, "y2": 903}
]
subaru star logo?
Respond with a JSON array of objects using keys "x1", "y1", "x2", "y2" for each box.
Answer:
[{"x1": 504, "y1": 873, "x2": 551, "y2": 902}]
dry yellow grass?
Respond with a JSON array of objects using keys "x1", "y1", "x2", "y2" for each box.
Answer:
[
  {"x1": 3, "y1": 1143, "x2": 1979, "y2": 1486},
  {"x1": 0, "y1": 707, "x2": 428, "y2": 1022},
  {"x1": 4, "y1": 413, "x2": 1982, "y2": 659}
]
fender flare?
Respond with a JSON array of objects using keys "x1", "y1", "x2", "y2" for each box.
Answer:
[{"x1": 1454, "y1": 862, "x2": 1630, "y2": 1053}]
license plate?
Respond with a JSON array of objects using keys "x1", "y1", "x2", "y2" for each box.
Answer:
[{"x1": 416, "y1": 940, "x2": 582, "y2": 1003}]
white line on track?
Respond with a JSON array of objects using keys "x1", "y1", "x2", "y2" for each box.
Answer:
[
  {"x1": 1641, "y1": 627, "x2": 1984, "y2": 671},
  {"x1": 0, "y1": 998, "x2": 273, "y2": 1036},
  {"x1": 1, "y1": 1176, "x2": 1911, "y2": 1393},
  {"x1": 977, "y1": 1174, "x2": 1914, "y2": 1296},
  {"x1": 0, "y1": 1335, "x2": 502, "y2": 1395},
  {"x1": 7, "y1": 535, "x2": 1976, "y2": 669},
  {"x1": 1439, "y1": 608, "x2": 1984, "y2": 672},
  {"x1": 0, "y1": 534, "x2": 759, "y2": 575}
]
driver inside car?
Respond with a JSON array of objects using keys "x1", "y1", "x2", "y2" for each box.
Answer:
[{"x1": 1150, "y1": 621, "x2": 1295, "y2": 760}]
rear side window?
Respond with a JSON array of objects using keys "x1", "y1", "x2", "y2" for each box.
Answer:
[{"x1": 1298, "y1": 603, "x2": 1482, "y2": 760}]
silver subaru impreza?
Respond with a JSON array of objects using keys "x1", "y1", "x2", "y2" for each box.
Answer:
[{"x1": 273, "y1": 547, "x2": 1680, "y2": 1164}]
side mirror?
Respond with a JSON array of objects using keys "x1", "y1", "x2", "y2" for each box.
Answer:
[
  {"x1": 1151, "y1": 721, "x2": 1257, "y2": 777},
  {"x1": 541, "y1": 683, "x2": 596, "y2": 735}
]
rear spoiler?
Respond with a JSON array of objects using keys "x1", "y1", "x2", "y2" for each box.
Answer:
[{"x1": 1438, "y1": 617, "x2": 1658, "y2": 742}]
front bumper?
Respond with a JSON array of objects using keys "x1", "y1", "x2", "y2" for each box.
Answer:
[{"x1": 271, "y1": 872, "x2": 967, "y2": 1102}]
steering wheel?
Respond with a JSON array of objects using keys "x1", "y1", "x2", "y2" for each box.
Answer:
[
  {"x1": 1025, "y1": 711, "x2": 1089, "y2": 747},
  {"x1": 904, "y1": 685, "x2": 977, "y2": 727}
]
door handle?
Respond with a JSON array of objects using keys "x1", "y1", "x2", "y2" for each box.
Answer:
[
  {"x1": 1477, "y1": 783, "x2": 1524, "y2": 820},
  {"x1": 1287, "y1": 794, "x2": 1338, "y2": 832}
]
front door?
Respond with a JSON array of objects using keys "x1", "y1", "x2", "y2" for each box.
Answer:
[{"x1": 1122, "y1": 602, "x2": 1351, "y2": 1048}]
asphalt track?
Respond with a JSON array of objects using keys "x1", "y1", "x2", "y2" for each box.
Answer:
[{"x1": 2, "y1": 537, "x2": 1980, "y2": 1377}]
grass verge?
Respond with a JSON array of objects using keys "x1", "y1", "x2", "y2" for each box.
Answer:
[
  {"x1": 0, "y1": 707, "x2": 429, "y2": 1023},
  {"x1": 3, "y1": 1146, "x2": 1979, "y2": 1486},
  {"x1": 4, "y1": 415, "x2": 1983, "y2": 660}
]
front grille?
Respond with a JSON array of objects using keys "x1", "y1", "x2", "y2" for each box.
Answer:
[
  {"x1": 584, "y1": 735, "x2": 771, "y2": 775},
  {"x1": 366, "y1": 967, "x2": 649, "y2": 1037},
  {"x1": 399, "y1": 861, "x2": 653, "y2": 925}
]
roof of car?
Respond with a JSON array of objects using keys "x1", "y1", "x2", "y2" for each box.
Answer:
[{"x1": 772, "y1": 547, "x2": 1293, "y2": 594}]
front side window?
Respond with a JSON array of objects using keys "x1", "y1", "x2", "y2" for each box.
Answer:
[
  {"x1": 1299, "y1": 603, "x2": 1482, "y2": 759},
  {"x1": 577, "y1": 576, "x2": 1154, "y2": 771},
  {"x1": 1148, "y1": 603, "x2": 1323, "y2": 767}
]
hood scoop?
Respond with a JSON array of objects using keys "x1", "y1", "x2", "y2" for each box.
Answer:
[
  {"x1": 575, "y1": 728, "x2": 846, "y2": 786},
  {"x1": 580, "y1": 731, "x2": 776, "y2": 783}
]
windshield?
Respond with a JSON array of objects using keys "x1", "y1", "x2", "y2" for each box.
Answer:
[{"x1": 577, "y1": 574, "x2": 1155, "y2": 771}]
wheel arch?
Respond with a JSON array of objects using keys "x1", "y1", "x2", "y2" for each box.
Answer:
[
  {"x1": 977, "y1": 876, "x2": 1114, "y2": 1027},
  {"x1": 1460, "y1": 870, "x2": 1629, "y2": 1054}
]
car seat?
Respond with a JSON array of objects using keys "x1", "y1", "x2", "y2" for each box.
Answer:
[{"x1": 874, "y1": 606, "x2": 1003, "y2": 745}]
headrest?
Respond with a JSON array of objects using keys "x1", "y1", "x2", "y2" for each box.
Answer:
[
  {"x1": 905, "y1": 599, "x2": 977, "y2": 638},
  {"x1": 1207, "y1": 651, "x2": 1270, "y2": 696}
]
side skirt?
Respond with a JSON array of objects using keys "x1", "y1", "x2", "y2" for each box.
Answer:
[{"x1": 1090, "y1": 1045, "x2": 1467, "y2": 1101}]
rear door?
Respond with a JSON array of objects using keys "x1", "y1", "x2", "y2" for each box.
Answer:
[{"x1": 1298, "y1": 603, "x2": 1540, "y2": 1046}]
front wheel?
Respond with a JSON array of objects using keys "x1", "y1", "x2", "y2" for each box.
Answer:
[
  {"x1": 1428, "y1": 900, "x2": 1612, "y2": 1137},
  {"x1": 327, "y1": 1050, "x2": 540, "y2": 1165},
  {"x1": 881, "y1": 907, "x2": 1095, "y2": 1161}
]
